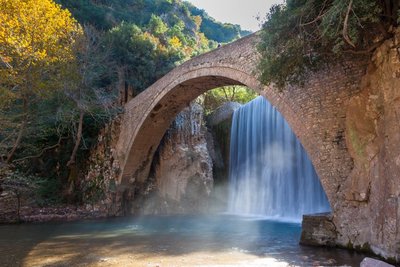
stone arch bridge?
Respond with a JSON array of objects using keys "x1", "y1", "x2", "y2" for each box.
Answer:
[
  {"x1": 109, "y1": 30, "x2": 400, "y2": 261},
  {"x1": 115, "y1": 33, "x2": 366, "y2": 209}
]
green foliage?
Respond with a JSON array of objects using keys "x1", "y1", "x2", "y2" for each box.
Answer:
[
  {"x1": 258, "y1": 0, "x2": 399, "y2": 89},
  {"x1": 0, "y1": 165, "x2": 64, "y2": 207},
  {"x1": 63, "y1": 25, "x2": 119, "y2": 115},
  {"x1": 0, "y1": 166, "x2": 40, "y2": 219},
  {"x1": 106, "y1": 22, "x2": 179, "y2": 93},
  {"x1": 258, "y1": 3, "x2": 312, "y2": 89},
  {"x1": 35, "y1": 176, "x2": 63, "y2": 205},
  {"x1": 203, "y1": 86, "x2": 257, "y2": 114},
  {"x1": 56, "y1": 0, "x2": 248, "y2": 44},
  {"x1": 0, "y1": 168, "x2": 39, "y2": 197},
  {"x1": 54, "y1": 0, "x2": 250, "y2": 96},
  {"x1": 148, "y1": 14, "x2": 168, "y2": 36}
]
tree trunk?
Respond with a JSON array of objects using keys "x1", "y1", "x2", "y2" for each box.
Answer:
[
  {"x1": 67, "y1": 110, "x2": 84, "y2": 167},
  {"x1": 16, "y1": 194, "x2": 21, "y2": 223},
  {"x1": 6, "y1": 98, "x2": 28, "y2": 163}
]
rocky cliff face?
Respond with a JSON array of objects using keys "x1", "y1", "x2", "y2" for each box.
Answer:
[
  {"x1": 135, "y1": 103, "x2": 213, "y2": 214},
  {"x1": 81, "y1": 117, "x2": 124, "y2": 216},
  {"x1": 299, "y1": 30, "x2": 400, "y2": 263},
  {"x1": 206, "y1": 102, "x2": 241, "y2": 211},
  {"x1": 334, "y1": 29, "x2": 400, "y2": 261},
  {"x1": 336, "y1": 29, "x2": 400, "y2": 260}
]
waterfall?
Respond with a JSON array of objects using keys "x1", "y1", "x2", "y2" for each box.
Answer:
[{"x1": 227, "y1": 96, "x2": 331, "y2": 222}]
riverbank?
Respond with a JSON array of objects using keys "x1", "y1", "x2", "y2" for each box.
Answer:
[{"x1": 0, "y1": 194, "x2": 109, "y2": 223}]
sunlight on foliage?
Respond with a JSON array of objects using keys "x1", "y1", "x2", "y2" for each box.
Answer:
[
  {"x1": 0, "y1": 0, "x2": 82, "y2": 64},
  {"x1": 169, "y1": 36, "x2": 183, "y2": 49}
]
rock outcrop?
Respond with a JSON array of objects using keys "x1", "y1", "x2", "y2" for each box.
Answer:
[
  {"x1": 301, "y1": 29, "x2": 400, "y2": 263},
  {"x1": 136, "y1": 103, "x2": 213, "y2": 214},
  {"x1": 80, "y1": 117, "x2": 124, "y2": 216},
  {"x1": 335, "y1": 29, "x2": 400, "y2": 261}
]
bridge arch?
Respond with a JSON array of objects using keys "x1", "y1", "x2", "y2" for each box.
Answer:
[
  {"x1": 119, "y1": 67, "x2": 306, "y2": 180},
  {"x1": 115, "y1": 33, "x2": 366, "y2": 209}
]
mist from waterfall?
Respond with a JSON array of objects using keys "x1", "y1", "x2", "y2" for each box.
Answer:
[{"x1": 227, "y1": 96, "x2": 331, "y2": 222}]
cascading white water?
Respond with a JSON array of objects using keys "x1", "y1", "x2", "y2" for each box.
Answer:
[{"x1": 228, "y1": 96, "x2": 331, "y2": 221}]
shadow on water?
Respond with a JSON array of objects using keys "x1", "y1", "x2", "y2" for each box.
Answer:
[
  {"x1": 0, "y1": 215, "x2": 368, "y2": 267},
  {"x1": 0, "y1": 222, "x2": 61, "y2": 267}
]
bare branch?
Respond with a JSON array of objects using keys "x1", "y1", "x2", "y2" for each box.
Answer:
[
  {"x1": 0, "y1": 130, "x2": 17, "y2": 148},
  {"x1": 0, "y1": 55, "x2": 13, "y2": 69},
  {"x1": 6, "y1": 99, "x2": 28, "y2": 163},
  {"x1": 343, "y1": 0, "x2": 356, "y2": 48},
  {"x1": 13, "y1": 136, "x2": 66, "y2": 163},
  {"x1": 300, "y1": 0, "x2": 329, "y2": 26},
  {"x1": 342, "y1": 38, "x2": 386, "y2": 54}
]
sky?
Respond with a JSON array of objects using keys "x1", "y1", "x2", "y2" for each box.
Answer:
[{"x1": 186, "y1": 0, "x2": 284, "y2": 32}]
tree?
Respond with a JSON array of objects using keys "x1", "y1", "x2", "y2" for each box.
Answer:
[
  {"x1": 0, "y1": 0, "x2": 82, "y2": 163},
  {"x1": 148, "y1": 14, "x2": 168, "y2": 37},
  {"x1": 57, "y1": 26, "x2": 119, "y2": 196},
  {"x1": 106, "y1": 22, "x2": 179, "y2": 96},
  {"x1": 62, "y1": 26, "x2": 118, "y2": 168},
  {"x1": 257, "y1": 0, "x2": 399, "y2": 89}
]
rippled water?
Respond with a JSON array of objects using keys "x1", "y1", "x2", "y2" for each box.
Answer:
[{"x1": 0, "y1": 215, "x2": 368, "y2": 267}]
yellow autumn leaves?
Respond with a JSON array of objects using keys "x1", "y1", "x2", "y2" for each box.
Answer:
[
  {"x1": 0, "y1": 0, "x2": 83, "y2": 108},
  {"x1": 168, "y1": 36, "x2": 182, "y2": 49},
  {"x1": 0, "y1": 0, "x2": 82, "y2": 66}
]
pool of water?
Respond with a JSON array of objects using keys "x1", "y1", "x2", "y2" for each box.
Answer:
[{"x1": 0, "y1": 215, "x2": 367, "y2": 266}]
